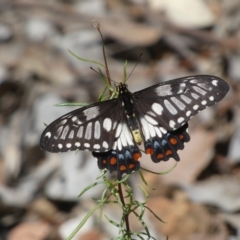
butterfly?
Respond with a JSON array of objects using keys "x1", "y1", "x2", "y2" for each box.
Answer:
[{"x1": 40, "y1": 75, "x2": 229, "y2": 179}]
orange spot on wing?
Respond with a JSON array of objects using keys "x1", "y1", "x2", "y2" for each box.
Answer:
[
  {"x1": 129, "y1": 164, "x2": 135, "y2": 169},
  {"x1": 110, "y1": 157, "x2": 117, "y2": 165},
  {"x1": 157, "y1": 153, "x2": 164, "y2": 159},
  {"x1": 146, "y1": 148, "x2": 154, "y2": 155},
  {"x1": 120, "y1": 165, "x2": 126, "y2": 171},
  {"x1": 133, "y1": 152, "x2": 141, "y2": 161},
  {"x1": 179, "y1": 134, "x2": 184, "y2": 140},
  {"x1": 166, "y1": 150, "x2": 172, "y2": 156},
  {"x1": 102, "y1": 159, "x2": 107, "y2": 164},
  {"x1": 170, "y1": 137, "x2": 177, "y2": 145}
]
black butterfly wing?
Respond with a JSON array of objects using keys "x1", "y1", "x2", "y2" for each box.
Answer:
[
  {"x1": 40, "y1": 99, "x2": 123, "y2": 153},
  {"x1": 133, "y1": 75, "x2": 229, "y2": 131},
  {"x1": 133, "y1": 75, "x2": 229, "y2": 163}
]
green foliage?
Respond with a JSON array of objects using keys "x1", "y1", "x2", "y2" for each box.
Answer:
[{"x1": 66, "y1": 170, "x2": 172, "y2": 240}]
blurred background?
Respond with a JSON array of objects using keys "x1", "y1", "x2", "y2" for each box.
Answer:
[{"x1": 0, "y1": 0, "x2": 239, "y2": 239}]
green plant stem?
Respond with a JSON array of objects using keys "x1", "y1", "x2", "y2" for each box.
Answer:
[{"x1": 118, "y1": 182, "x2": 130, "y2": 234}]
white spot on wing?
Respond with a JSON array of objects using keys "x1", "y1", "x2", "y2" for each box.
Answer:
[
  {"x1": 66, "y1": 143, "x2": 72, "y2": 148},
  {"x1": 177, "y1": 117, "x2": 184, "y2": 123},
  {"x1": 192, "y1": 86, "x2": 207, "y2": 95},
  {"x1": 103, "y1": 118, "x2": 112, "y2": 132},
  {"x1": 169, "y1": 120, "x2": 176, "y2": 128},
  {"x1": 146, "y1": 111, "x2": 156, "y2": 117},
  {"x1": 193, "y1": 105, "x2": 199, "y2": 110},
  {"x1": 75, "y1": 142, "x2": 80, "y2": 147},
  {"x1": 123, "y1": 124, "x2": 133, "y2": 145},
  {"x1": 85, "y1": 122, "x2": 92, "y2": 140},
  {"x1": 45, "y1": 132, "x2": 51, "y2": 138},
  {"x1": 181, "y1": 95, "x2": 192, "y2": 104},
  {"x1": 93, "y1": 144, "x2": 100, "y2": 149},
  {"x1": 72, "y1": 116, "x2": 78, "y2": 122},
  {"x1": 54, "y1": 126, "x2": 63, "y2": 139},
  {"x1": 151, "y1": 103, "x2": 163, "y2": 115},
  {"x1": 61, "y1": 125, "x2": 69, "y2": 139},
  {"x1": 177, "y1": 83, "x2": 186, "y2": 93},
  {"x1": 149, "y1": 124, "x2": 156, "y2": 137},
  {"x1": 212, "y1": 80, "x2": 218, "y2": 86},
  {"x1": 209, "y1": 96, "x2": 214, "y2": 101},
  {"x1": 201, "y1": 100, "x2": 207, "y2": 105},
  {"x1": 120, "y1": 130, "x2": 127, "y2": 147},
  {"x1": 190, "y1": 79, "x2": 198, "y2": 84},
  {"x1": 154, "y1": 127, "x2": 162, "y2": 138},
  {"x1": 115, "y1": 124, "x2": 122, "y2": 138},
  {"x1": 69, "y1": 130, "x2": 74, "y2": 139},
  {"x1": 94, "y1": 121, "x2": 101, "y2": 139},
  {"x1": 164, "y1": 100, "x2": 178, "y2": 115},
  {"x1": 77, "y1": 126, "x2": 84, "y2": 138},
  {"x1": 191, "y1": 93, "x2": 200, "y2": 99},
  {"x1": 186, "y1": 110, "x2": 192, "y2": 117},
  {"x1": 160, "y1": 127, "x2": 167, "y2": 134},
  {"x1": 103, "y1": 141, "x2": 109, "y2": 149},
  {"x1": 61, "y1": 119, "x2": 67, "y2": 125},
  {"x1": 170, "y1": 97, "x2": 186, "y2": 110},
  {"x1": 145, "y1": 115, "x2": 158, "y2": 125},
  {"x1": 117, "y1": 138, "x2": 122, "y2": 151},
  {"x1": 83, "y1": 106, "x2": 100, "y2": 120},
  {"x1": 197, "y1": 82, "x2": 212, "y2": 91},
  {"x1": 58, "y1": 143, "x2": 63, "y2": 149},
  {"x1": 140, "y1": 118, "x2": 150, "y2": 140},
  {"x1": 155, "y1": 84, "x2": 172, "y2": 96},
  {"x1": 84, "y1": 143, "x2": 90, "y2": 148}
]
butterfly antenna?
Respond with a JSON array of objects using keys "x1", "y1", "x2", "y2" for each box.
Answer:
[
  {"x1": 126, "y1": 53, "x2": 143, "y2": 81},
  {"x1": 90, "y1": 67, "x2": 118, "y2": 84}
]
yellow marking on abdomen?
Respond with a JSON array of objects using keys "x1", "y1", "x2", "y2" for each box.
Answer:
[{"x1": 132, "y1": 129, "x2": 142, "y2": 145}]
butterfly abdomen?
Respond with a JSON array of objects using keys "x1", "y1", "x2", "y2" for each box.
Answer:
[{"x1": 118, "y1": 84, "x2": 142, "y2": 144}]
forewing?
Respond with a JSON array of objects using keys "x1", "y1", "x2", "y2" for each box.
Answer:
[
  {"x1": 40, "y1": 99, "x2": 123, "y2": 152},
  {"x1": 133, "y1": 75, "x2": 229, "y2": 130}
]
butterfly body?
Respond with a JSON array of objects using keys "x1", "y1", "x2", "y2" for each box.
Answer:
[
  {"x1": 118, "y1": 83, "x2": 143, "y2": 145},
  {"x1": 40, "y1": 75, "x2": 229, "y2": 179}
]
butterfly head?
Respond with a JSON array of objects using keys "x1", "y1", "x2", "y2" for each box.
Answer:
[{"x1": 118, "y1": 83, "x2": 129, "y2": 94}]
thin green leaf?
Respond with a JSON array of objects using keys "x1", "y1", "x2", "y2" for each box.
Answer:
[
  {"x1": 133, "y1": 201, "x2": 145, "y2": 219},
  {"x1": 54, "y1": 102, "x2": 89, "y2": 107},
  {"x1": 132, "y1": 211, "x2": 150, "y2": 238},
  {"x1": 138, "y1": 170, "x2": 155, "y2": 190},
  {"x1": 145, "y1": 206, "x2": 167, "y2": 223},
  {"x1": 78, "y1": 181, "x2": 104, "y2": 198},
  {"x1": 66, "y1": 202, "x2": 103, "y2": 240},
  {"x1": 98, "y1": 85, "x2": 109, "y2": 101},
  {"x1": 104, "y1": 214, "x2": 120, "y2": 228},
  {"x1": 68, "y1": 49, "x2": 105, "y2": 68},
  {"x1": 140, "y1": 162, "x2": 177, "y2": 175},
  {"x1": 137, "y1": 184, "x2": 149, "y2": 200}
]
